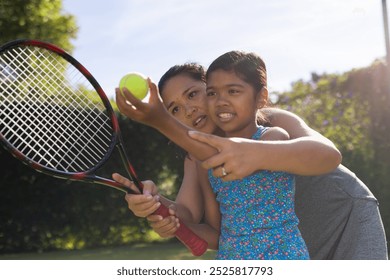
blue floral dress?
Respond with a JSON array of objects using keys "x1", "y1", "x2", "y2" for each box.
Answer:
[{"x1": 209, "y1": 126, "x2": 309, "y2": 260}]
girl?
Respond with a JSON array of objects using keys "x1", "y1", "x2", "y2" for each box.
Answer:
[{"x1": 198, "y1": 51, "x2": 309, "y2": 259}]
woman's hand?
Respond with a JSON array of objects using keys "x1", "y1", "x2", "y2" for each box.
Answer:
[
  {"x1": 188, "y1": 131, "x2": 260, "y2": 181},
  {"x1": 115, "y1": 79, "x2": 170, "y2": 129}
]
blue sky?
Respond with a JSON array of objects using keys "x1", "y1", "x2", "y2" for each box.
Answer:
[{"x1": 62, "y1": 0, "x2": 385, "y2": 98}]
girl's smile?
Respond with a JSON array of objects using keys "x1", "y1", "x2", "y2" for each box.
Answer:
[{"x1": 206, "y1": 69, "x2": 264, "y2": 138}]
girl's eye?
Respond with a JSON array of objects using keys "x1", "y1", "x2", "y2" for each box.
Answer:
[
  {"x1": 206, "y1": 91, "x2": 216, "y2": 97},
  {"x1": 229, "y1": 89, "x2": 239, "y2": 94}
]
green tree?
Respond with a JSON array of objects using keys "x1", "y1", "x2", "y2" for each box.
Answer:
[{"x1": 0, "y1": 0, "x2": 77, "y2": 51}]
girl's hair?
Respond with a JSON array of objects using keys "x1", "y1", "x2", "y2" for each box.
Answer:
[
  {"x1": 206, "y1": 50, "x2": 267, "y2": 93},
  {"x1": 158, "y1": 62, "x2": 206, "y2": 95},
  {"x1": 206, "y1": 51, "x2": 270, "y2": 125}
]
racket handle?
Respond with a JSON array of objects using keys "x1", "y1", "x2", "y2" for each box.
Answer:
[{"x1": 153, "y1": 204, "x2": 208, "y2": 256}]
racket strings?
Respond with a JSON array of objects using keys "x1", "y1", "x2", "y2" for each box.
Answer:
[
  {"x1": 3, "y1": 93, "x2": 109, "y2": 171},
  {"x1": 1, "y1": 48, "x2": 111, "y2": 172},
  {"x1": 0, "y1": 45, "x2": 114, "y2": 173}
]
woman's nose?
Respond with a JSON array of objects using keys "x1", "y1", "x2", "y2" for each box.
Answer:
[{"x1": 184, "y1": 105, "x2": 197, "y2": 118}]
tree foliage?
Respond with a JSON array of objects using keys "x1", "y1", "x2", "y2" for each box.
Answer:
[{"x1": 0, "y1": 0, "x2": 77, "y2": 51}]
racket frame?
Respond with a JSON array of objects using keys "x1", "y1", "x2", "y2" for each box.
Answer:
[{"x1": 0, "y1": 39, "x2": 137, "y2": 193}]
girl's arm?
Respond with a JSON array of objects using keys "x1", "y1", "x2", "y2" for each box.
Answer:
[
  {"x1": 147, "y1": 161, "x2": 221, "y2": 250},
  {"x1": 148, "y1": 160, "x2": 221, "y2": 250},
  {"x1": 116, "y1": 157, "x2": 205, "y2": 223},
  {"x1": 116, "y1": 159, "x2": 221, "y2": 249},
  {"x1": 196, "y1": 162, "x2": 221, "y2": 233},
  {"x1": 173, "y1": 157, "x2": 205, "y2": 222},
  {"x1": 147, "y1": 213, "x2": 220, "y2": 250},
  {"x1": 183, "y1": 223, "x2": 220, "y2": 250}
]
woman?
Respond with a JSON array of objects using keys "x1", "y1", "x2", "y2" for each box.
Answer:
[{"x1": 115, "y1": 62, "x2": 387, "y2": 259}]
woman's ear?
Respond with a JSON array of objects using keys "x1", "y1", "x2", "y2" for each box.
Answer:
[{"x1": 256, "y1": 87, "x2": 269, "y2": 109}]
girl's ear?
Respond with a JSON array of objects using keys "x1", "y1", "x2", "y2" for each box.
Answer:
[{"x1": 256, "y1": 87, "x2": 268, "y2": 109}]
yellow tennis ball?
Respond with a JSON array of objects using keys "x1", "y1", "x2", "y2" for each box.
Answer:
[{"x1": 119, "y1": 72, "x2": 148, "y2": 100}]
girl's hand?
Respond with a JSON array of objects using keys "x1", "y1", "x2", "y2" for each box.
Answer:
[
  {"x1": 112, "y1": 173, "x2": 161, "y2": 218},
  {"x1": 147, "y1": 205, "x2": 179, "y2": 238},
  {"x1": 115, "y1": 79, "x2": 170, "y2": 129}
]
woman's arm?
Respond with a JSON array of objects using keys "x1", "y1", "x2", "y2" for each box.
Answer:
[
  {"x1": 188, "y1": 109, "x2": 342, "y2": 180},
  {"x1": 116, "y1": 80, "x2": 341, "y2": 178},
  {"x1": 262, "y1": 108, "x2": 342, "y2": 174}
]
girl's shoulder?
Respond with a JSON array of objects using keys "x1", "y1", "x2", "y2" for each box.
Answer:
[{"x1": 256, "y1": 125, "x2": 290, "y2": 141}]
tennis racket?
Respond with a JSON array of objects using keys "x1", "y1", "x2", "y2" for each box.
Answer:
[{"x1": 0, "y1": 39, "x2": 208, "y2": 256}]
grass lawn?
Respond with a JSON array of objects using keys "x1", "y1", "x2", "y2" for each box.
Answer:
[{"x1": 0, "y1": 241, "x2": 216, "y2": 260}]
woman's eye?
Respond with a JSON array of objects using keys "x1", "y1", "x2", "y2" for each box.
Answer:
[
  {"x1": 171, "y1": 106, "x2": 179, "y2": 114},
  {"x1": 188, "y1": 91, "x2": 197, "y2": 99}
]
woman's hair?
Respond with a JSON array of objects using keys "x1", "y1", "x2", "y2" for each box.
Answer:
[
  {"x1": 206, "y1": 50, "x2": 267, "y2": 92},
  {"x1": 206, "y1": 51, "x2": 270, "y2": 125},
  {"x1": 158, "y1": 62, "x2": 206, "y2": 95},
  {"x1": 158, "y1": 63, "x2": 206, "y2": 160}
]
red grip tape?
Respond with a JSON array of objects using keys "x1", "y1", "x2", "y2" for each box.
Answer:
[{"x1": 153, "y1": 205, "x2": 208, "y2": 256}]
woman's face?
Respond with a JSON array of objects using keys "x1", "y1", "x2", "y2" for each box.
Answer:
[{"x1": 161, "y1": 74, "x2": 217, "y2": 134}]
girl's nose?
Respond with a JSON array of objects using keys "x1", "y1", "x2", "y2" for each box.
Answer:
[{"x1": 215, "y1": 94, "x2": 229, "y2": 106}]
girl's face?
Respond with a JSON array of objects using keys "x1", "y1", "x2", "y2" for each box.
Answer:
[
  {"x1": 161, "y1": 74, "x2": 217, "y2": 134},
  {"x1": 206, "y1": 70, "x2": 267, "y2": 138}
]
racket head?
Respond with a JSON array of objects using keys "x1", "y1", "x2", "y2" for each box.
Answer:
[
  {"x1": 0, "y1": 39, "x2": 120, "y2": 180},
  {"x1": 0, "y1": 40, "x2": 208, "y2": 255}
]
